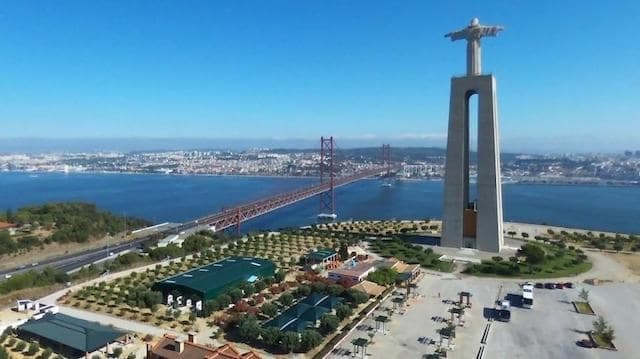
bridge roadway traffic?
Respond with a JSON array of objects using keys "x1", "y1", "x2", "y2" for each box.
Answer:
[{"x1": 0, "y1": 167, "x2": 393, "y2": 279}]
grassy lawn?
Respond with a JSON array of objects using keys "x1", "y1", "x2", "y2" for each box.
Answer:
[
  {"x1": 367, "y1": 238, "x2": 453, "y2": 272},
  {"x1": 464, "y1": 242, "x2": 592, "y2": 278},
  {"x1": 573, "y1": 301, "x2": 595, "y2": 315}
]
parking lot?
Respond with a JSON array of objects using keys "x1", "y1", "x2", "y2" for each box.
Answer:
[{"x1": 329, "y1": 273, "x2": 640, "y2": 358}]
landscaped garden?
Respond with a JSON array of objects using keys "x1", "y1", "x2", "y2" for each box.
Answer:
[
  {"x1": 318, "y1": 220, "x2": 440, "y2": 236},
  {"x1": 221, "y1": 273, "x2": 373, "y2": 355},
  {"x1": 368, "y1": 238, "x2": 454, "y2": 272},
  {"x1": 539, "y1": 229, "x2": 639, "y2": 252},
  {"x1": 63, "y1": 229, "x2": 358, "y2": 334},
  {"x1": 464, "y1": 240, "x2": 592, "y2": 278}
]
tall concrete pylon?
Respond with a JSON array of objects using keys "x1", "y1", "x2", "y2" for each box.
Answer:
[{"x1": 441, "y1": 18, "x2": 504, "y2": 253}]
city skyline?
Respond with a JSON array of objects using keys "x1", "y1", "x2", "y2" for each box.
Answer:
[{"x1": 1, "y1": 1, "x2": 639, "y2": 152}]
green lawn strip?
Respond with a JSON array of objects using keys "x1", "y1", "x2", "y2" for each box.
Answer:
[
  {"x1": 464, "y1": 242, "x2": 592, "y2": 278},
  {"x1": 367, "y1": 239, "x2": 453, "y2": 273},
  {"x1": 572, "y1": 301, "x2": 595, "y2": 315}
]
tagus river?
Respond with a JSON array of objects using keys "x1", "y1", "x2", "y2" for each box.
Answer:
[{"x1": 0, "y1": 172, "x2": 639, "y2": 234}]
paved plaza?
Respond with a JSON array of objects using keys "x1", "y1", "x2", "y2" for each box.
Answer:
[{"x1": 329, "y1": 273, "x2": 640, "y2": 358}]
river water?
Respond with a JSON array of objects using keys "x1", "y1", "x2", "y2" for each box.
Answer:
[{"x1": 0, "y1": 172, "x2": 638, "y2": 234}]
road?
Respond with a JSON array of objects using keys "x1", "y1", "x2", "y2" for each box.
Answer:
[{"x1": 0, "y1": 236, "x2": 153, "y2": 279}]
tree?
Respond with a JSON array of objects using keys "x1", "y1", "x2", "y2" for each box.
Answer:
[
  {"x1": 279, "y1": 332, "x2": 299, "y2": 353},
  {"x1": 0, "y1": 347, "x2": 9, "y2": 359},
  {"x1": 311, "y1": 281, "x2": 326, "y2": 293},
  {"x1": 299, "y1": 330, "x2": 323, "y2": 352},
  {"x1": 204, "y1": 299, "x2": 220, "y2": 316},
  {"x1": 338, "y1": 244, "x2": 349, "y2": 260},
  {"x1": 260, "y1": 302, "x2": 278, "y2": 317},
  {"x1": 15, "y1": 341, "x2": 27, "y2": 352},
  {"x1": 227, "y1": 288, "x2": 243, "y2": 303},
  {"x1": 254, "y1": 280, "x2": 267, "y2": 292},
  {"x1": 593, "y1": 316, "x2": 616, "y2": 343},
  {"x1": 319, "y1": 314, "x2": 340, "y2": 335},
  {"x1": 111, "y1": 347, "x2": 123, "y2": 358},
  {"x1": 346, "y1": 289, "x2": 369, "y2": 306},
  {"x1": 518, "y1": 243, "x2": 545, "y2": 264},
  {"x1": 260, "y1": 327, "x2": 281, "y2": 347},
  {"x1": 296, "y1": 284, "x2": 311, "y2": 297},
  {"x1": 217, "y1": 294, "x2": 232, "y2": 308},
  {"x1": 327, "y1": 284, "x2": 344, "y2": 296},
  {"x1": 579, "y1": 288, "x2": 590, "y2": 302},
  {"x1": 613, "y1": 241, "x2": 624, "y2": 252},
  {"x1": 238, "y1": 315, "x2": 261, "y2": 342},
  {"x1": 335, "y1": 304, "x2": 353, "y2": 321},
  {"x1": 274, "y1": 271, "x2": 286, "y2": 283},
  {"x1": 279, "y1": 293, "x2": 294, "y2": 306},
  {"x1": 367, "y1": 267, "x2": 398, "y2": 286}
]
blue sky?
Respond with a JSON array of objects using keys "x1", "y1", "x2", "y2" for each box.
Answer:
[{"x1": 0, "y1": 1, "x2": 638, "y2": 152}]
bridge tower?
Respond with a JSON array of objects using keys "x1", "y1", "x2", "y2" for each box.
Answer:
[
  {"x1": 318, "y1": 136, "x2": 337, "y2": 220},
  {"x1": 382, "y1": 144, "x2": 391, "y2": 177}
]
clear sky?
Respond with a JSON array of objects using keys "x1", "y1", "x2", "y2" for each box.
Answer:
[{"x1": 0, "y1": 1, "x2": 638, "y2": 152}]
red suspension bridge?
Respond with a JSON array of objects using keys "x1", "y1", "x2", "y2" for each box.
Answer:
[{"x1": 173, "y1": 137, "x2": 398, "y2": 234}]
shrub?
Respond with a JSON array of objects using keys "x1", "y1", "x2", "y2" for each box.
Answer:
[
  {"x1": 41, "y1": 348, "x2": 53, "y2": 359},
  {"x1": 15, "y1": 341, "x2": 27, "y2": 352},
  {"x1": 26, "y1": 342, "x2": 39, "y2": 356},
  {"x1": 260, "y1": 302, "x2": 278, "y2": 317}
]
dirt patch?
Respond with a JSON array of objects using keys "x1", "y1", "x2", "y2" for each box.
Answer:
[
  {"x1": 0, "y1": 284, "x2": 66, "y2": 308},
  {"x1": 603, "y1": 252, "x2": 640, "y2": 277}
]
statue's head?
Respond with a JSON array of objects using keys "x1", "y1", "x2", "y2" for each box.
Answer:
[{"x1": 470, "y1": 18, "x2": 480, "y2": 27}]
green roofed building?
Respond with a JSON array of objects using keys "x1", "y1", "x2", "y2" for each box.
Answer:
[
  {"x1": 304, "y1": 248, "x2": 338, "y2": 269},
  {"x1": 263, "y1": 294, "x2": 342, "y2": 333},
  {"x1": 18, "y1": 313, "x2": 127, "y2": 358},
  {"x1": 152, "y1": 256, "x2": 276, "y2": 302}
]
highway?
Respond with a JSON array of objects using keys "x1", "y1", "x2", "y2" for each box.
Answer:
[{"x1": 0, "y1": 236, "x2": 153, "y2": 279}]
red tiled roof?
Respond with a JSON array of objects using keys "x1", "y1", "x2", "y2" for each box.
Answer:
[
  {"x1": 149, "y1": 334, "x2": 262, "y2": 359},
  {"x1": 0, "y1": 222, "x2": 15, "y2": 229}
]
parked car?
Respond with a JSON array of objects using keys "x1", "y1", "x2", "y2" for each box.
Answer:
[
  {"x1": 535, "y1": 283, "x2": 544, "y2": 289},
  {"x1": 544, "y1": 283, "x2": 555, "y2": 289},
  {"x1": 564, "y1": 282, "x2": 573, "y2": 288},
  {"x1": 577, "y1": 339, "x2": 595, "y2": 348},
  {"x1": 496, "y1": 309, "x2": 511, "y2": 322},
  {"x1": 555, "y1": 283, "x2": 564, "y2": 289}
]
